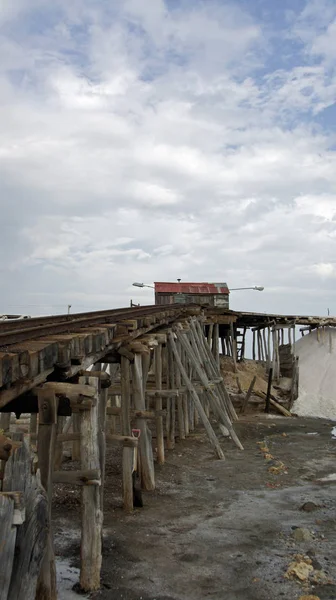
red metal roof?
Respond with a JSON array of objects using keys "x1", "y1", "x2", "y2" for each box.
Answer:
[{"x1": 154, "y1": 282, "x2": 229, "y2": 294}]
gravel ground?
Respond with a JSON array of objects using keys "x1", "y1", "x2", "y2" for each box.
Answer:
[{"x1": 53, "y1": 415, "x2": 336, "y2": 600}]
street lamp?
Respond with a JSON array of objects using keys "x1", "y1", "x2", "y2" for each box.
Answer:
[
  {"x1": 230, "y1": 286, "x2": 264, "y2": 292},
  {"x1": 132, "y1": 282, "x2": 155, "y2": 289}
]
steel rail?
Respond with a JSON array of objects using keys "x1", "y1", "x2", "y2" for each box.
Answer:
[
  {"x1": 0, "y1": 304, "x2": 192, "y2": 347},
  {"x1": 0, "y1": 304, "x2": 162, "y2": 332}
]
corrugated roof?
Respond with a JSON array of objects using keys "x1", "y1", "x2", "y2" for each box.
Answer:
[{"x1": 154, "y1": 282, "x2": 230, "y2": 294}]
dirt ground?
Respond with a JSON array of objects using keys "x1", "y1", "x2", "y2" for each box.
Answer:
[{"x1": 53, "y1": 415, "x2": 336, "y2": 600}]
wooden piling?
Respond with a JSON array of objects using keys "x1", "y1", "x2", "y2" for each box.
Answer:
[
  {"x1": 36, "y1": 388, "x2": 58, "y2": 600},
  {"x1": 120, "y1": 356, "x2": 133, "y2": 511},
  {"x1": 168, "y1": 332, "x2": 225, "y2": 460},
  {"x1": 78, "y1": 376, "x2": 102, "y2": 592},
  {"x1": 154, "y1": 344, "x2": 165, "y2": 464},
  {"x1": 133, "y1": 354, "x2": 155, "y2": 490}
]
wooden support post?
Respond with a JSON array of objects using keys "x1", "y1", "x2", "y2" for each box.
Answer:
[
  {"x1": 29, "y1": 413, "x2": 38, "y2": 441},
  {"x1": 241, "y1": 327, "x2": 246, "y2": 360},
  {"x1": 240, "y1": 376, "x2": 257, "y2": 414},
  {"x1": 72, "y1": 414, "x2": 80, "y2": 461},
  {"x1": 207, "y1": 323, "x2": 214, "y2": 348},
  {"x1": 213, "y1": 323, "x2": 220, "y2": 368},
  {"x1": 133, "y1": 354, "x2": 155, "y2": 490},
  {"x1": 166, "y1": 344, "x2": 176, "y2": 450},
  {"x1": 192, "y1": 319, "x2": 238, "y2": 424},
  {"x1": 168, "y1": 332, "x2": 225, "y2": 460},
  {"x1": 78, "y1": 376, "x2": 102, "y2": 592},
  {"x1": 292, "y1": 324, "x2": 296, "y2": 355},
  {"x1": 180, "y1": 325, "x2": 242, "y2": 450},
  {"x1": 181, "y1": 348, "x2": 189, "y2": 437},
  {"x1": 0, "y1": 413, "x2": 11, "y2": 435},
  {"x1": 98, "y1": 388, "x2": 107, "y2": 515},
  {"x1": 265, "y1": 368, "x2": 273, "y2": 414},
  {"x1": 262, "y1": 328, "x2": 268, "y2": 367},
  {"x1": 36, "y1": 389, "x2": 58, "y2": 600},
  {"x1": 230, "y1": 322, "x2": 237, "y2": 372},
  {"x1": 120, "y1": 356, "x2": 133, "y2": 511},
  {"x1": 252, "y1": 330, "x2": 256, "y2": 361},
  {"x1": 154, "y1": 345, "x2": 165, "y2": 464},
  {"x1": 142, "y1": 353, "x2": 151, "y2": 409},
  {"x1": 54, "y1": 416, "x2": 66, "y2": 471},
  {"x1": 175, "y1": 340, "x2": 185, "y2": 440}
]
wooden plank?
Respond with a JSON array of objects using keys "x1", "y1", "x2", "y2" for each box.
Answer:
[
  {"x1": 0, "y1": 369, "x2": 54, "y2": 409},
  {"x1": 37, "y1": 382, "x2": 97, "y2": 399},
  {"x1": 2, "y1": 441, "x2": 48, "y2": 600},
  {"x1": 78, "y1": 375, "x2": 102, "y2": 592},
  {"x1": 53, "y1": 470, "x2": 100, "y2": 485}
]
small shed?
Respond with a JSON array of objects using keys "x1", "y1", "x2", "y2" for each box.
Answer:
[{"x1": 154, "y1": 282, "x2": 230, "y2": 308}]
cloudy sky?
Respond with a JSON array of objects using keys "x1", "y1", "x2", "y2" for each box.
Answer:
[{"x1": 1, "y1": 0, "x2": 336, "y2": 316}]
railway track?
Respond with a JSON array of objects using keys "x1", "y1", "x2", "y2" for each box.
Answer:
[{"x1": 0, "y1": 304, "x2": 194, "y2": 347}]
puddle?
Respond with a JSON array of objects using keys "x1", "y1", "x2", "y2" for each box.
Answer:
[{"x1": 56, "y1": 558, "x2": 89, "y2": 600}]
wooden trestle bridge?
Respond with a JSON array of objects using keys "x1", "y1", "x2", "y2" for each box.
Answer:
[{"x1": 0, "y1": 303, "x2": 334, "y2": 599}]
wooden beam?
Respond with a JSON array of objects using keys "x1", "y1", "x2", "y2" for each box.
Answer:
[
  {"x1": 0, "y1": 369, "x2": 54, "y2": 410},
  {"x1": 53, "y1": 470, "x2": 101, "y2": 485}
]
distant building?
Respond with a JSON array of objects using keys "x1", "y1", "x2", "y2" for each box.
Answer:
[{"x1": 154, "y1": 282, "x2": 230, "y2": 308}]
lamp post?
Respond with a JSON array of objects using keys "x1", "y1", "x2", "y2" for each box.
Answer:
[
  {"x1": 132, "y1": 282, "x2": 155, "y2": 289},
  {"x1": 230, "y1": 286, "x2": 264, "y2": 292}
]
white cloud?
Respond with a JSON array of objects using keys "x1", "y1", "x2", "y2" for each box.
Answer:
[{"x1": 0, "y1": 0, "x2": 336, "y2": 317}]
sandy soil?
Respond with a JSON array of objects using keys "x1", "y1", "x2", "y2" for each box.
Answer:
[{"x1": 53, "y1": 415, "x2": 336, "y2": 600}]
